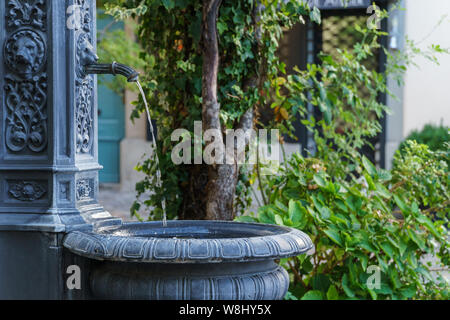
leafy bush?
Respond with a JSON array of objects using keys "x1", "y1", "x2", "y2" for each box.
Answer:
[
  {"x1": 236, "y1": 7, "x2": 449, "y2": 300},
  {"x1": 240, "y1": 141, "x2": 449, "y2": 300},
  {"x1": 399, "y1": 123, "x2": 449, "y2": 153},
  {"x1": 104, "y1": 0, "x2": 319, "y2": 220}
]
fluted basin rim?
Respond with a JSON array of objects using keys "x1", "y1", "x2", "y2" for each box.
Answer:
[{"x1": 63, "y1": 221, "x2": 313, "y2": 263}]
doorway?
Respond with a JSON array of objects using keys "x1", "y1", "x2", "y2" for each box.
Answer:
[{"x1": 97, "y1": 14, "x2": 125, "y2": 183}]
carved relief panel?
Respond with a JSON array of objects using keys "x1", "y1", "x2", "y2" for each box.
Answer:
[
  {"x1": 3, "y1": 0, "x2": 48, "y2": 156},
  {"x1": 7, "y1": 180, "x2": 47, "y2": 202},
  {"x1": 74, "y1": 0, "x2": 96, "y2": 156},
  {"x1": 76, "y1": 178, "x2": 93, "y2": 202}
]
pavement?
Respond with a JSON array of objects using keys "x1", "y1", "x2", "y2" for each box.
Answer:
[{"x1": 99, "y1": 184, "x2": 141, "y2": 222}]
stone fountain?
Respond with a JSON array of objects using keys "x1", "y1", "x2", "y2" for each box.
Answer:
[{"x1": 0, "y1": 0, "x2": 312, "y2": 300}]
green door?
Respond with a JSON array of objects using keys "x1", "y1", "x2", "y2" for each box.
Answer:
[{"x1": 97, "y1": 14, "x2": 125, "y2": 183}]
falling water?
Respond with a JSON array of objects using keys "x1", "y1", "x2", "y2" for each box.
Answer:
[{"x1": 136, "y1": 81, "x2": 167, "y2": 227}]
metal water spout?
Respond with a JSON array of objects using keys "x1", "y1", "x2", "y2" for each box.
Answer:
[
  {"x1": 84, "y1": 61, "x2": 140, "y2": 83},
  {"x1": 76, "y1": 34, "x2": 139, "y2": 82}
]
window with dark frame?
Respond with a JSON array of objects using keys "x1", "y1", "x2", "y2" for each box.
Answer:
[{"x1": 278, "y1": 0, "x2": 389, "y2": 168}]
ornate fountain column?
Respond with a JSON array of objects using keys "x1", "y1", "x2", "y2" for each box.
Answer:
[
  {"x1": 0, "y1": 0, "x2": 120, "y2": 231},
  {"x1": 0, "y1": 0, "x2": 120, "y2": 299}
]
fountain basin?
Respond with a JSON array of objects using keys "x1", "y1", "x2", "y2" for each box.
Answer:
[{"x1": 63, "y1": 221, "x2": 313, "y2": 300}]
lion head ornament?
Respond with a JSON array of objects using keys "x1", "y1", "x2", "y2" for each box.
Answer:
[
  {"x1": 76, "y1": 33, "x2": 99, "y2": 79},
  {"x1": 4, "y1": 29, "x2": 46, "y2": 79}
]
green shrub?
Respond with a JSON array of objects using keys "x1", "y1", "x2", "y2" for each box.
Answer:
[
  {"x1": 236, "y1": 7, "x2": 449, "y2": 299},
  {"x1": 239, "y1": 141, "x2": 449, "y2": 300},
  {"x1": 104, "y1": 0, "x2": 319, "y2": 220},
  {"x1": 400, "y1": 124, "x2": 449, "y2": 153}
]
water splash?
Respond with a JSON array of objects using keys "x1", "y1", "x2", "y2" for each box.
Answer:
[{"x1": 136, "y1": 81, "x2": 167, "y2": 227}]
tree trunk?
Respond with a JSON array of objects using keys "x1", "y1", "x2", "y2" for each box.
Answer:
[
  {"x1": 181, "y1": 0, "x2": 258, "y2": 221},
  {"x1": 201, "y1": 0, "x2": 234, "y2": 220},
  {"x1": 179, "y1": 164, "x2": 208, "y2": 220}
]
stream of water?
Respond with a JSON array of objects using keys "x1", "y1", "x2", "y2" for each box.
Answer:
[{"x1": 136, "y1": 81, "x2": 167, "y2": 227}]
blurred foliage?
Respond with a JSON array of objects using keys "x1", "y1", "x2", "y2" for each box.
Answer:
[
  {"x1": 240, "y1": 141, "x2": 449, "y2": 300},
  {"x1": 96, "y1": 8, "x2": 147, "y2": 95},
  {"x1": 399, "y1": 123, "x2": 450, "y2": 153}
]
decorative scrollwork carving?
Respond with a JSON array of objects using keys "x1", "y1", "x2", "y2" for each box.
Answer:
[
  {"x1": 6, "y1": 0, "x2": 46, "y2": 30},
  {"x1": 3, "y1": 0, "x2": 48, "y2": 155},
  {"x1": 74, "y1": 0, "x2": 96, "y2": 155},
  {"x1": 75, "y1": 0, "x2": 92, "y2": 32},
  {"x1": 4, "y1": 74, "x2": 48, "y2": 153},
  {"x1": 8, "y1": 180, "x2": 47, "y2": 201},
  {"x1": 76, "y1": 78, "x2": 94, "y2": 154},
  {"x1": 76, "y1": 179, "x2": 93, "y2": 201}
]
